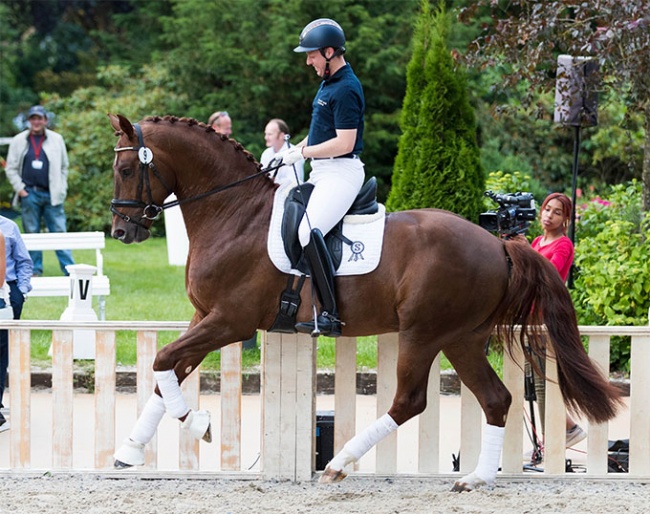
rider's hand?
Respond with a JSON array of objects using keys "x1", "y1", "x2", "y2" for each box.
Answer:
[{"x1": 278, "y1": 145, "x2": 304, "y2": 166}]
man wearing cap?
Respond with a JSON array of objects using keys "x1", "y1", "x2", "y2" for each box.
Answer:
[
  {"x1": 4, "y1": 105, "x2": 75, "y2": 276},
  {"x1": 277, "y1": 18, "x2": 365, "y2": 338}
]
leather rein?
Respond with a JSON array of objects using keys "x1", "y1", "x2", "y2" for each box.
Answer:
[{"x1": 110, "y1": 123, "x2": 278, "y2": 229}]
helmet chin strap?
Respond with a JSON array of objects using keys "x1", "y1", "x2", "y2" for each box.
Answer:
[{"x1": 320, "y1": 46, "x2": 346, "y2": 80}]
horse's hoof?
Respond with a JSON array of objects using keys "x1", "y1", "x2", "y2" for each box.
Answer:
[
  {"x1": 113, "y1": 439, "x2": 145, "y2": 467},
  {"x1": 451, "y1": 472, "x2": 488, "y2": 492},
  {"x1": 318, "y1": 467, "x2": 347, "y2": 484},
  {"x1": 182, "y1": 409, "x2": 212, "y2": 442}
]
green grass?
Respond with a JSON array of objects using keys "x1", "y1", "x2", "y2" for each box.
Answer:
[{"x1": 24, "y1": 236, "x2": 501, "y2": 375}]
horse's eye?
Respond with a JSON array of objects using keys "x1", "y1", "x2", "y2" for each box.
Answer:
[{"x1": 121, "y1": 168, "x2": 134, "y2": 177}]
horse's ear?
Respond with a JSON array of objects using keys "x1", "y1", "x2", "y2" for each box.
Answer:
[{"x1": 108, "y1": 113, "x2": 135, "y2": 139}]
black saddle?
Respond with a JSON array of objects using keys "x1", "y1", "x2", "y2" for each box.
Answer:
[{"x1": 281, "y1": 177, "x2": 378, "y2": 273}]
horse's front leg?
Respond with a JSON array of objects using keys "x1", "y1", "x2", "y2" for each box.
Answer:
[{"x1": 113, "y1": 318, "x2": 228, "y2": 468}]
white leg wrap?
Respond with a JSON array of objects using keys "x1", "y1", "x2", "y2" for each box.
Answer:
[
  {"x1": 129, "y1": 393, "x2": 166, "y2": 445},
  {"x1": 154, "y1": 369, "x2": 190, "y2": 419},
  {"x1": 328, "y1": 413, "x2": 398, "y2": 471},
  {"x1": 458, "y1": 424, "x2": 505, "y2": 489}
]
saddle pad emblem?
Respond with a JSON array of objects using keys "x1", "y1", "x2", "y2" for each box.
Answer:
[{"x1": 349, "y1": 241, "x2": 365, "y2": 262}]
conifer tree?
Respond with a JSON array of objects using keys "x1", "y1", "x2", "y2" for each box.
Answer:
[{"x1": 387, "y1": 1, "x2": 484, "y2": 222}]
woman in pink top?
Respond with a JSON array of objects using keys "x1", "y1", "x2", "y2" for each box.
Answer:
[
  {"x1": 531, "y1": 192, "x2": 574, "y2": 282},
  {"x1": 525, "y1": 192, "x2": 586, "y2": 463}
]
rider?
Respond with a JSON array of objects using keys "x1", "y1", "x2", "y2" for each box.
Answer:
[{"x1": 278, "y1": 18, "x2": 365, "y2": 337}]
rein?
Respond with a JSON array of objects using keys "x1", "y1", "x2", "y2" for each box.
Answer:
[{"x1": 111, "y1": 123, "x2": 281, "y2": 228}]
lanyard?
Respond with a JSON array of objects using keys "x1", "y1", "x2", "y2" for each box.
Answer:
[{"x1": 29, "y1": 134, "x2": 45, "y2": 160}]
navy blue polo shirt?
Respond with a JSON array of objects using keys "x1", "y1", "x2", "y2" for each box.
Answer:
[{"x1": 308, "y1": 63, "x2": 365, "y2": 155}]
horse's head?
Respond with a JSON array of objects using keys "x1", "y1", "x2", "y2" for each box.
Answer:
[{"x1": 109, "y1": 114, "x2": 174, "y2": 243}]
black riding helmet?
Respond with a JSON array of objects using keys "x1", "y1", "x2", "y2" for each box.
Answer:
[{"x1": 294, "y1": 18, "x2": 346, "y2": 79}]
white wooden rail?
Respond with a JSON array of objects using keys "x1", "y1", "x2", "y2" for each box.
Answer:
[{"x1": 1, "y1": 321, "x2": 647, "y2": 480}]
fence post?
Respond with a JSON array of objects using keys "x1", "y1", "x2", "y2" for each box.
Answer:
[
  {"x1": 543, "y1": 345, "x2": 565, "y2": 474},
  {"x1": 502, "y1": 342, "x2": 525, "y2": 473},
  {"x1": 261, "y1": 332, "x2": 316, "y2": 481},
  {"x1": 137, "y1": 331, "x2": 158, "y2": 468},
  {"x1": 9, "y1": 329, "x2": 31, "y2": 468},
  {"x1": 459, "y1": 382, "x2": 482, "y2": 473},
  {"x1": 418, "y1": 354, "x2": 441, "y2": 473},
  {"x1": 51, "y1": 329, "x2": 74, "y2": 469},
  {"x1": 629, "y1": 334, "x2": 650, "y2": 475},
  {"x1": 586, "y1": 334, "x2": 610, "y2": 475},
  {"x1": 95, "y1": 330, "x2": 116, "y2": 469},
  {"x1": 220, "y1": 342, "x2": 242, "y2": 470},
  {"x1": 334, "y1": 337, "x2": 357, "y2": 468}
]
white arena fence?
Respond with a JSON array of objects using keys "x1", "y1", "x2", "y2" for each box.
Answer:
[{"x1": 0, "y1": 321, "x2": 648, "y2": 480}]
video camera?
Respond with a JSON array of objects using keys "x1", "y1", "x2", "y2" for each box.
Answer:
[{"x1": 479, "y1": 191, "x2": 536, "y2": 238}]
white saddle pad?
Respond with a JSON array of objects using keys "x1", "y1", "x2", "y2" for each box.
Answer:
[{"x1": 267, "y1": 183, "x2": 386, "y2": 276}]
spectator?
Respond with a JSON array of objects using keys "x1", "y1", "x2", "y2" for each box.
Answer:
[
  {"x1": 524, "y1": 192, "x2": 586, "y2": 461},
  {"x1": 0, "y1": 215, "x2": 32, "y2": 433},
  {"x1": 4, "y1": 105, "x2": 74, "y2": 276},
  {"x1": 260, "y1": 118, "x2": 304, "y2": 187},
  {"x1": 208, "y1": 111, "x2": 232, "y2": 137}
]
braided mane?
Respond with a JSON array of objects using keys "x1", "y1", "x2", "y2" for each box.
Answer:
[{"x1": 144, "y1": 115, "x2": 261, "y2": 167}]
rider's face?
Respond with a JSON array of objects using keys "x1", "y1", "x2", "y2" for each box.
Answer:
[{"x1": 305, "y1": 48, "x2": 332, "y2": 78}]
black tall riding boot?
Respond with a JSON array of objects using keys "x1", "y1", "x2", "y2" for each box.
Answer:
[{"x1": 295, "y1": 229, "x2": 342, "y2": 337}]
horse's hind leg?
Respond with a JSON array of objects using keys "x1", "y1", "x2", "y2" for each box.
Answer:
[
  {"x1": 443, "y1": 337, "x2": 512, "y2": 492},
  {"x1": 320, "y1": 336, "x2": 437, "y2": 483}
]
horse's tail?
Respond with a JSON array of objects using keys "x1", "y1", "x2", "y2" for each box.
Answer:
[{"x1": 495, "y1": 239, "x2": 623, "y2": 424}]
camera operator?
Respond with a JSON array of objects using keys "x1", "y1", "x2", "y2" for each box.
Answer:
[{"x1": 522, "y1": 192, "x2": 586, "y2": 461}]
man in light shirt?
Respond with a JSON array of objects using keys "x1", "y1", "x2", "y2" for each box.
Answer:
[{"x1": 260, "y1": 118, "x2": 304, "y2": 188}]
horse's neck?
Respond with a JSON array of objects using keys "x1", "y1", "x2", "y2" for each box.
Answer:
[{"x1": 175, "y1": 172, "x2": 275, "y2": 244}]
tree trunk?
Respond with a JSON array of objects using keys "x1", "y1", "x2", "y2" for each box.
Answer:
[{"x1": 643, "y1": 102, "x2": 650, "y2": 212}]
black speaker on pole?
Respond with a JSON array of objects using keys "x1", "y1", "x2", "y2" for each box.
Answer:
[
  {"x1": 554, "y1": 55, "x2": 599, "y2": 128},
  {"x1": 553, "y1": 55, "x2": 599, "y2": 288}
]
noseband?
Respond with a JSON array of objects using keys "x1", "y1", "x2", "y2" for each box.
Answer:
[{"x1": 111, "y1": 123, "x2": 279, "y2": 229}]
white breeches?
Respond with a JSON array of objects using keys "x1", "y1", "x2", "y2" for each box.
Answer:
[{"x1": 298, "y1": 158, "x2": 365, "y2": 247}]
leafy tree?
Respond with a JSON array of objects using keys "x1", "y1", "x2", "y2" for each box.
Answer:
[
  {"x1": 571, "y1": 180, "x2": 650, "y2": 370},
  {"x1": 387, "y1": 1, "x2": 484, "y2": 221},
  {"x1": 45, "y1": 64, "x2": 190, "y2": 233},
  {"x1": 159, "y1": 0, "x2": 420, "y2": 200},
  {"x1": 459, "y1": 1, "x2": 650, "y2": 208}
]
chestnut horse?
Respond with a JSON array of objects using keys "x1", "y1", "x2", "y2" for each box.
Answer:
[{"x1": 108, "y1": 114, "x2": 621, "y2": 490}]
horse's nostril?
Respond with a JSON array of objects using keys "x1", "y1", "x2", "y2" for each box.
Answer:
[{"x1": 112, "y1": 229, "x2": 125, "y2": 240}]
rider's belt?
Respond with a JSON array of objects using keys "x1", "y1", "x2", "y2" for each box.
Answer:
[{"x1": 312, "y1": 153, "x2": 360, "y2": 160}]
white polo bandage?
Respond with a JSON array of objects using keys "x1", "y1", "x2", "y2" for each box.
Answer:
[
  {"x1": 129, "y1": 393, "x2": 166, "y2": 445},
  {"x1": 154, "y1": 369, "x2": 190, "y2": 419},
  {"x1": 473, "y1": 424, "x2": 505, "y2": 483},
  {"x1": 328, "y1": 413, "x2": 398, "y2": 471}
]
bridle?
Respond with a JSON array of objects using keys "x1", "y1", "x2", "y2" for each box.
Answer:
[{"x1": 111, "y1": 123, "x2": 278, "y2": 229}]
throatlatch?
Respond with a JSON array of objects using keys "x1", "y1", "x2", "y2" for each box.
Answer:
[{"x1": 295, "y1": 228, "x2": 342, "y2": 337}]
